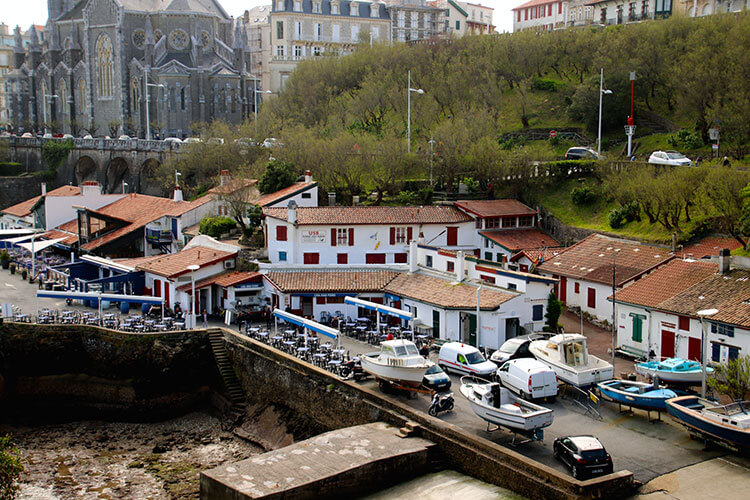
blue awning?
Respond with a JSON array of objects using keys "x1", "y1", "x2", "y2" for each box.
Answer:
[
  {"x1": 273, "y1": 308, "x2": 338, "y2": 339},
  {"x1": 345, "y1": 296, "x2": 412, "y2": 321},
  {"x1": 36, "y1": 290, "x2": 164, "y2": 305}
]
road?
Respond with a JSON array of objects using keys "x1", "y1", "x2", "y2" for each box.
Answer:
[{"x1": 0, "y1": 275, "x2": 728, "y2": 485}]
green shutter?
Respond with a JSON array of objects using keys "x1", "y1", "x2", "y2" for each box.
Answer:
[
  {"x1": 433, "y1": 310, "x2": 440, "y2": 338},
  {"x1": 632, "y1": 315, "x2": 643, "y2": 343}
]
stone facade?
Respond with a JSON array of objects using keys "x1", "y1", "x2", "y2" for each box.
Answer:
[{"x1": 5, "y1": 0, "x2": 256, "y2": 139}]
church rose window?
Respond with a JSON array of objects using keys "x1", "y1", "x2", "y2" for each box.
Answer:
[
  {"x1": 132, "y1": 29, "x2": 146, "y2": 49},
  {"x1": 201, "y1": 30, "x2": 210, "y2": 46},
  {"x1": 169, "y1": 29, "x2": 188, "y2": 50}
]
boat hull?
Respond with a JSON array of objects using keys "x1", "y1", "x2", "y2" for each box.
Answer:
[
  {"x1": 635, "y1": 365, "x2": 705, "y2": 383},
  {"x1": 459, "y1": 383, "x2": 554, "y2": 433},
  {"x1": 360, "y1": 353, "x2": 429, "y2": 387},
  {"x1": 666, "y1": 396, "x2": 750, "y2": 452},
  {"x1": 530, "y1": 349, "x2": 613, "y2": 387},
  {"x1": 597, "y1": 380, "x2": 676, "y2": 412}
]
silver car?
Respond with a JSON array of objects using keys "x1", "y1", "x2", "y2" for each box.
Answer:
[{"x1": 648, "y1": 150, "x2": 692, "y2": 166}]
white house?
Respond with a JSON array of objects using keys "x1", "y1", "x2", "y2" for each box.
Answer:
[
  {"x1": 512, "y1": 0, "x2": 567, "y2": 31},
  {"x1": 262, "y1": 204, "x2": 475, "y2": 265},
  {"x1": 613, "y1": 251, "x2": 749, "y2": 364},
  {"x1": 537, "y1": 233, "x2": 674, "y2": 322}
]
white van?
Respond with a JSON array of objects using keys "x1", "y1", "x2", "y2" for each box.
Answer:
[
  {"x1": 497, "y1": 358, "x2": 558, "y2": 400},
  {"x1": 438, "y1": 342, "x2": 497, "y2": 378}
]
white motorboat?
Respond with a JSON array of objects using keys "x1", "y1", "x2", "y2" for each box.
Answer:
[
  {"x1": 460, "y1": 377, "x2": 554, "y2": 438},
  {"x1": 360, "y1": 339, "x2": 432, "y2": 388},
  {"x1": 529, "y1": 334, "x2": 613, "y2": 387}
]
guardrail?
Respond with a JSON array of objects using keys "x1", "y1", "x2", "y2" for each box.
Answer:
[{"x1": 1, "y1": 136, "x2": 187, "y2": 153}]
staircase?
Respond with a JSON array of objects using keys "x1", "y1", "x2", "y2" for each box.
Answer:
[
  {"x1": 208, "y1": 329, "x2": 247, "y2": 422},
  {"x1": 397, "y1": 421, "x2": 422, "y2": 438}
]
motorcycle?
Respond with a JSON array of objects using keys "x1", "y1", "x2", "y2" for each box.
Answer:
[
  {"x1": 339, "y1": 357, "x2": 367, "y2": 381},
  {"x1": 428, "y1": 392, "x2": 454, "y2": 417}
]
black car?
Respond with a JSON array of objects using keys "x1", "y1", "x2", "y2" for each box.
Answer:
[
  {"x1": 422, "y1": 364, "x2": 452, "y2": 392},
  {"x1": 553, "y1": 435, "x2": 613, "y2": 479}
]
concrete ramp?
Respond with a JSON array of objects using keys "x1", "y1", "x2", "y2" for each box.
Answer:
[{"x1": 201, "y1": 422, "x2": 436, "y2": 500}]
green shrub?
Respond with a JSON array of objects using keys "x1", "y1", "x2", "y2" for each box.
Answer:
[
  {"x1": 418, "y1": 186, "x2": 433, "y2": 205},
  {"x1": 0, "y1": 250, "x2": 9, "y2": 263},
  {"x1": 397, "y1": 190, "x2": 418, "y2": 205},
  {"x1": 571, "y1": 185, "x2": 597, "y2": 205},
  {"x1": 545, "y1": 160, "x2": 596, "y2": 177},
  {"x1": 532, "y1": 78, "x2": 558, "y2": 92},
  {"x1": 259, "y1": 159, "x2": 296, "y2": 194},
  {"x1": 0, "y1": 433, "x2": 24, "y2": 500},
  {"x1": 40, "y1": 139, "x2": 74, "y2": 172},
  {"x1": 622, "y1": 201, "x2": 641, "y2": 222},
  {"x1": 198, "y1": 216, "x2": 237, "y2": 237},
  {"x1": 608, "y1": 207, "x2": 628, "y2": 228},
  {"x1": 668, "y1": 129, "x2": 703, "y2": 150}
]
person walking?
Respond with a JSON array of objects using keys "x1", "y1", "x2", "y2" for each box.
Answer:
[
  {"x1": 265, "y1": 306, "x2": 272, "y2": 329},
  {"x1": 202, "y1": 308, "x2": 208, "y2": 329}
]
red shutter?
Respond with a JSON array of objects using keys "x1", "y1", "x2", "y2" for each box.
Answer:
[
  {"x1": 587, "y1": 288, "x2": 596, "y2": 309},
  {"x1": 407, "y1": 227, "x2": 413, "y2": 242},
  {"x1": 348, "y1": 228, "x2": 354, "y2": 246},
  {"x1": 447, "y1": 227, "x2": 457, "y2": 246},
  {"x1": 276, "y1": 226, "x2": 287, "y2": 241},
  {"x1": 154, "y1": 279, "x2": 161, "y2": 297},
  {"x1": 337, "y1": 253, "x2": 348, "y2": 264},
  {"x1": 390, "y1": 227, "x2": 395, "y2": 245},
  {"x1": 331, "y1": 228, "x2": 337, "y2": 246},
  {"x1": 559, "y1": 1, "x2": 562, "y2": 14}
]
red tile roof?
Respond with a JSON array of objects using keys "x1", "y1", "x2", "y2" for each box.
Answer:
[
  {"x1": 385, "y1": 272, "x2": 517, "y2": 310},
  {"x1": 262, "y1": 206, "x2": 472, "y2": 225},
  {"x1": 536, "y1": 234, "x2": 674, "y2": 286},
  {"x1": 264, "y1": 270, "x2": 399, "y2": 293},
  {"x1": 512, "y1": 0, "x2": 561, "y2": 10},
  {"x1": 454, "y1": 199, "x2": 536, "y2": 218},
  {"x1": 207, "y1": 178, "x2": 258, "y2": 197},
  {"x1": 112, "y1": 255, "x2": 161, "y2": 269},
  {"x1": 176, "y1": 271, "x2": 262, "y2": 292},
  {"x1": 256, "y1": 182, "x2": 317, "y2": 207},
  {"x1": 614, "y1": 260, "x2": 717, "y2": 309},
  {"x1": 55, "y1": 193, "x2": 211, "y2": 251},
  {"x1": 682, "y1": 236, "x2": 743, "y2": 259},
  {"x1": 480, "y1": 229, "x2": 559, "y2": 252},
  {"x1": 135, "y1": 246, "x2": 236, "y2": 278},
  {"x1": 41, "y1": 229, "x2": 78, "y2": 246},
  {"x1": 1, "y1": 185, "x2": 81, "y2": 217},
  {"x1": 511, "y1": 246, "x2": 566, "y2": 263}
]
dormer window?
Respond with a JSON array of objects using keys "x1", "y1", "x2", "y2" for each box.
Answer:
[
  {"x1": 331, "y1": 1, "x2": 339, "y2": 14},
  {"x1": 351, "y1": 1, "x2": 358, "y2": 16},
  {"x1": 313, "y1": 1, "x2": 321, "y2": 13},
  {"x1": 276, "y1": 0, "x2": 284, "y2": 11},
  {"x1": 370, "y1": 4, "x2": 379, "y2": 17},
  {"x1": 294, "y1": 0, "x2": 301, "y2": 11}
]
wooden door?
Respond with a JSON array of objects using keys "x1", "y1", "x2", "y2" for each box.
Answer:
[
  {"x1": 661, "y1": 330, "x2": 675, "y2": 359},
  {"x1": 559, "y1": 276, "x2": 567, "y2": 304},
  {"x1": 687, "y1": 337, "x2": 701, "y2": 362},
  {"x1": 447, "y1": 227, "x2": 458, "y2": 246}
]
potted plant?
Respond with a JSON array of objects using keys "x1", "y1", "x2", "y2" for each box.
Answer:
[
  {"x1": 0, "y1": 249, "x2": 9, "y2": 270},
  {"x1": 9, "y1": 263, "x2": 16, "y2": 275},
  {"x1": 20, "y1": 268, "x2": 27, "y2": 280}
]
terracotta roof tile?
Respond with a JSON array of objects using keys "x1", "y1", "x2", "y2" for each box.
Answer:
[
  {"x1": 511, "y1": 246, "x2": 565, "y2": 263},
  {"x1": 207, "y1": 178, "x2": 258, "y2": 197},
  {"x1": 385, "y1": 272, "x2": 516, "y2": 310},
  {"x1": 537, "y1": 234, "x2": 674, "y2": 286},
  {"x1": 256, "y1": 182, "x2": 317, "y2": 207},
  {"x1": 614, "y1": 260, "x2": 717, "y2": 309},
  {"x1": 112, "y1": 255, "x2": 161, "y2": 269},
  {"x1": 454, "y1": 199, "x2": 536, "y2": 218},
  {"x1": 480, "y1": 229, "x2": 559, "y2": 252},
  {"x1": 1, "y1": 185, "x2": 81, "y2": 217},
  {"x1": 136, "y1": 246, "x2": 236, "y2": 278},
  {"x1": 683, "y1": 236, "x2": 743, "y2": 259},
  {"x1": 262, "y1": 206, "x2": 472, "y2": 225},
  {"x1": 176, "y1": 271, "x2": 262, "y2": 292},
  {"x1": 41, "y1": 229, "x2": 78, "y2": 246},
  {"x1": 264, "y1": 270, "x2": 399, "y2": 293}
]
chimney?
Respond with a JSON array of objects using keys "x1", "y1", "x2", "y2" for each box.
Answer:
[
  {"x1": 455, "y1": 250, "x2": 465, "y2": 282},
  {"x1": 418, "y1": 232, "x2": 425, "y2": 245},
  {"x1": 288, "y1": 200, "x2": 297, "y2": 225},
  {"x1": 718, "y1": 248, "x2": 730, "y2": 274},
  {"x1": 305, "y1": 170, "x2": 312, "y2": 183},
  {"x1": 352, "y1": 195, "x2": 360, "y2": 205},
  {"x1": 409, "y1": 239, "x2": 418, "y2": 273},
  {"x1": 220, "y1": 169, "x2": 230, "y2": 186},
  {"x1": 173, "y1": 186, "x2": 183, "y2": 202},
  {"x1": 41, "y1": 182, "x2": 47, "y2": 196},
  {"x1": 328, "y1": 192, "x2": 336, "y2": 207},
  {"x1": 81, "y1": 180, "x2": 101, "y2": 197}
]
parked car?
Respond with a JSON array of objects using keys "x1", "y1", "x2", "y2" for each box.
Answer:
[
  {"x1": 62, "y1": 134, "x2": 75, "y2": 139},
  {"x1": 490, "y1": 335, "x2": 543, "y2": 365},
  {"x1": 118, "y1": 135, "x2": 132, "y2": 140},
  {"x1": 207, "y1": 137, "x2": 225, "y2": 145},
  {"x1": 163, "y1": 137, "x2": 182, "y2": 144},
  {"x1": 565, "y1": 147, "x2": 601, "y2": 160},
  {"x1": 42, "y1": 133, "x2": 53, "y2": 139},
  {"x1": 82, "y1": 134, "x2": 94, "y2": 139},
  {"x1": 422, "y1": 363, "x2": 452, "y2": 392},
  {"x1": 438, "y1": 342, "x2": 497, "y2": 378},
  {"x1": 648, "y1": 150, "x2": 692, "y2": 166},
  {"x1": 553, "y1": 435, "x2": 613, "y2": 480},
  {"x1": 262, "y1": 137, "x2": 282, "y2": 148},
  {"x1": 21, "y1": 132, "x2": 34, "y2": 138},
  {"x1": 496, "y1": 358, "x2": 558, "y2": 400},
  {"x1": 183, "y1": 137, "x2": 202, "y2": 144}
]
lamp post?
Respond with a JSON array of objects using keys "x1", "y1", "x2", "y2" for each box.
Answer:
[
  {"x1": 428, "y1": 138, "x2": 436, "y2": 186},
  {"x1": 252, "y1": 79, "x2": 272, "y2": 137},
  {"x1": 43, "y1": 94, "x2": 58, "y2": 134},
  {"x1": 407, "y1": 70, "x2": 424, "y2": 153},
  {"x1": 697, "y1": 308, "x2": 718, "y2": 398},
  {"x1": 144, "y1": 73, "x2": 164, "y2": 141},
  {"x1": 597, "y1": 68, "x2": 612, "y2": 156},
  {"x1": 122, "y1": 181, "x2": 128, "y2": 194},
  {"x1": 175, "y1": 170, "x2": 181, "y2": 188},
  {"x1": 187, "y1": 264, "x2": 200, "y2": 329}
]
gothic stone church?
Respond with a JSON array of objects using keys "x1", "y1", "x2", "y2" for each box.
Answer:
[{"x1": 7, "y1": 0, "x2": 255, "y2": 138}]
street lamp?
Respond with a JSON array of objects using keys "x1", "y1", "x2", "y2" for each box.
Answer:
[
  {"x1": 407, "y1": 70, "x2": 424, "y2": 153},
  {"x1": 43, "y1": 94, "x2": 58, "y2": 134},
  {"x1": 144, "y1": 75, "x2": 165, "y2": 141},
  {"x1": 187, "y1": 264, "x2": 200, "y2": 329},
  {"x1": 428, "y1": 138, "x2": 436, "y2": 186},
  {"x1": 697, "y1": 308, "x2": 718, "y2": 398},
  {"x1": 597, "y1": 68, "x2": 612, "y2": 156},
  {"x1": 175, "y1": 170, "x2": 181, "y2": 188},
  {"x1": 122, "y1": 181, "x2": 128, "y2": 194},
  {"x1": 251, "y1": 80, "x2": 272, "y2": 137}
]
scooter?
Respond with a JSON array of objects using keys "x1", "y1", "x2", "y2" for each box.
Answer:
[
  {"x1": 428, "y1": 392, "x2": 454, "y2": 417},
  {"x1": 340, "y1": 357, "x2": 367, "y2": 381}
]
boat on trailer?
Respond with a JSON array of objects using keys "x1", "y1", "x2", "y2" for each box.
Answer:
[
  {"x1": 360, "y1": 339, "x2": 432, "y2": 388},
  {"x1": 529, "y1": 334, "x2": 613, "y2": 387},
  {"x1": 460, "y1": 376, "x2": 554, "y2": 443},
  {"x1": 597, "y1": 378, "x2": 677, "y2": 418},
  {"x1": 635, "y1": 357, "x2": 713, "y2": 384},
  {"x1": 665, "y1": 396, "x2": 750, "y2": 453}
]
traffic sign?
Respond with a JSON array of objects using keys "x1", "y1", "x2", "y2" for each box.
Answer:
[{"x1": 549, "y1": 130, "x2": 557, "y2": 138}]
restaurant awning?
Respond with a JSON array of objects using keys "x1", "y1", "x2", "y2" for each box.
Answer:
[
  {"x1": 345, "y1": 296, "x2": 412, "y2": 321},
  {"x1": 17, "y1": 238, "x2": 67, "y2": 254},
  {"x1": 36, "y1": 290, "x2": 164, "y2": 305},
  {"x1": 273, "y1": 308, "x2": 339, "y2": 340}
]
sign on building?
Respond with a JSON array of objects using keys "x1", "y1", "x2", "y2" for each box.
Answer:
[{"x1": 301, "y1": 230, "x2": 326, "y2": 243}]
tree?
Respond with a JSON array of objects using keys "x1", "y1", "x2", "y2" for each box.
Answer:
[
  {"x1": 707, "y1": 355, "x2": 750, "y2": 401},
  {"x1": 259, "y1": 159, "x2": 297, "y2": 194},
  {"x1": 703, "y1": 167, "x2": 750, "y2": 249},
  {"x1": 0, "y1": 433, "x2": 24, "y2": 500},
  {"x1": 544, "y1": 291, "x2": 562, "y2": 333},
  {"x1": 108, "y1": 120, "x2": 121, "y2": 138}
]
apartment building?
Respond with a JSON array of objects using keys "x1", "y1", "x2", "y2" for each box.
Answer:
[{"x1": 384, "y1": 0, "x2": 447, "y2": 42}]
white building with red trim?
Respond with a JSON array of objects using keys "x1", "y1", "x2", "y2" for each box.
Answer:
[{"x1": 512, "y1": 0, "x2": 567, "y2": 31}]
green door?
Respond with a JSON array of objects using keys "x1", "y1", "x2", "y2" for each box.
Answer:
[
  {"x1": 469, "y1": 313, "x2": 477, "y2": 347},
  {"x1": 432, "y1": 310, "x2": 441, "y2": 338}
]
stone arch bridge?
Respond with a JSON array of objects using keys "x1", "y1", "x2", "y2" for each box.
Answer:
[{"x1": 4, "y1": 137, "x2": 187, "y2": 195}]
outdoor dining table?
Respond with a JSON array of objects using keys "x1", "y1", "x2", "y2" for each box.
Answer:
[
  {"x1": 257, "y1": 332, "x2": 269, "y2": 340},
  {"x1": 173, "y1": 322, "x2": 185, "y2": 330},
  {"x1": 133, "y1": 324, "x2": 145, "y2": 332},
  {"x1": 332, "y1": 348, "x2": 347, "y2": 359},
  {"x1": 284, "y1": 329, "x2": 296, "y2": 336},
  {"x1": 153, "y1": 323, "x2": 167, "y2": 331}
]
